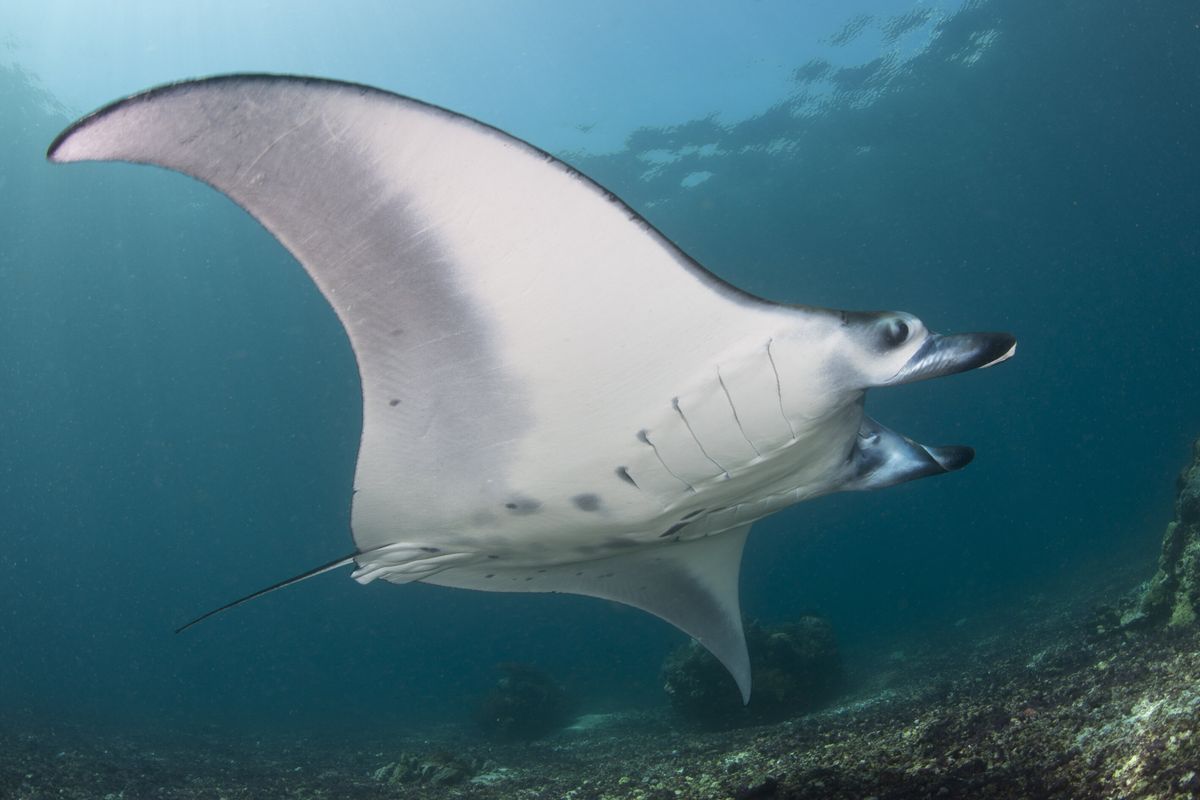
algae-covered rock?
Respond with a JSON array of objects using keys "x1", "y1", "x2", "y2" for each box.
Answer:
[
  {"x1": 474, "y1": 662, "x2": 573, "y2": 740},
  {"x1": 662, "y1": 615, "x2": 843, "y2": 728},
  {"x1": 1135, "y1": 437, "x2": 1200, "y2": 628},
  {"x1": 372, "y1": 751, "x2": 479, "y2": 786}
]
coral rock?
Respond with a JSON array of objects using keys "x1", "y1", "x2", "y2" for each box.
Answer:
[{"x1": 1137, "y1": 437, "x2": 1200, "y2": 627}]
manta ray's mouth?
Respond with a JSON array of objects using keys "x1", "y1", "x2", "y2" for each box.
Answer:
[{"x1": 891, "y1": 331, "x2": 1017, "y2": 385}]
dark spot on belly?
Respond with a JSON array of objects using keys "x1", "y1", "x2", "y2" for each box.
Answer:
[
  {"x1": 504, "y1": 496, "x2": 542, "y2": 514},
  {"x1": 485, "y1": 574, "x2": 494, "y2": 579},
  {"x1": 615, "y1": 467, "x2": 638, "y2": 487},
  {"x1": 681, "y1": 508, "x2": 706, "y2": 520},
  {"x1": 389, "y1": 398, "x2": 400, "y2": 407},
  {"x1": 572, "y1": 493, "x2": 601, "y2": 512},
  {"x1": 487, "y1": 554, "x2": 500, "y2": 560},
  {"x1": 524, "y1": 576, "x2": 534, "y2": 581},
  {"x1": 419, "y1": 546, "x2": 440, "y2": 553}
]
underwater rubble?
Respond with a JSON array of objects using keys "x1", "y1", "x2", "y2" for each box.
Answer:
[
  {"x1": 5, "y1": 445, "x2": 1200, "y2": 799},
  {"x1": 5, "y1": 580, "x2": 1199, "y2": 799},
  {"x1": 4, "y1": 612, "x2": 1199, "y2": 799}
]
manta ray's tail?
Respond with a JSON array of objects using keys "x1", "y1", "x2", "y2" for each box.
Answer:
[{"x1": 174, "y1": 553, "x2": 356, "y2": 633}]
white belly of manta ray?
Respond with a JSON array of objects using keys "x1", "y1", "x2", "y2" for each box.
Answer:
[{"x1": 48, "y1": 74, "x2": 1016, "y2": 702}]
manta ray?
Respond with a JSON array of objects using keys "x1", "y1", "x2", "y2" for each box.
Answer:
[{"x1": 49, "y1": 75, "x2": 1015, "y2": 701}]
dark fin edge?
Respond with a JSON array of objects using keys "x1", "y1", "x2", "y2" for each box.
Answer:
[
  {"x1": 174, "y1": 553, "x2": 357, "y2": 633},
  {"x1": 45, "y1": 73, "x2": 776, "y2": 310}
]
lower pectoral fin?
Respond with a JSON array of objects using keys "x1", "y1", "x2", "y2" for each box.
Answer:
[{"x1": 425, "y1": 525, "x2": 754, "y2": 703}]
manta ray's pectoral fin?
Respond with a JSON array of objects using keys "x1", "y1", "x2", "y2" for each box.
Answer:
[
  {"x1": 843, "y1": 416, "x2": 975, "y2": 492},
  {"x1": 424, "y1": 526, "x2": 754, "y2": 703}
]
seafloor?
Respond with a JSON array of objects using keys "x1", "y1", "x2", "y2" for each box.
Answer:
[{"x1": 4, "y1": 570, "x2": 1199, "y2": 800}]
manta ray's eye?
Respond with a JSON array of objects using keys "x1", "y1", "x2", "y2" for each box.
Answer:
[{"x1": 880, "y1": 318, "x2": 910, "y2": 349}]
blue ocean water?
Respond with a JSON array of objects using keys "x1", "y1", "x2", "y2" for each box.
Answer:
[{"x1": 1, "y1": 0, "x2": 1197, "y2": 742}]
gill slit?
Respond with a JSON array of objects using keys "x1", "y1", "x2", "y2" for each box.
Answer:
[
  {"x1": 716, "y1": 368, "x2": 761, "y2": 457},
  {"x1": 766, "y1": 339, "x2": 798, "y2": 441},
  {"x1": 672, "y1": 398, "x2": 730, "y2": 479},
  {"x1": 638, "y1": 429, "x2": 697, "y2": 493}
]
